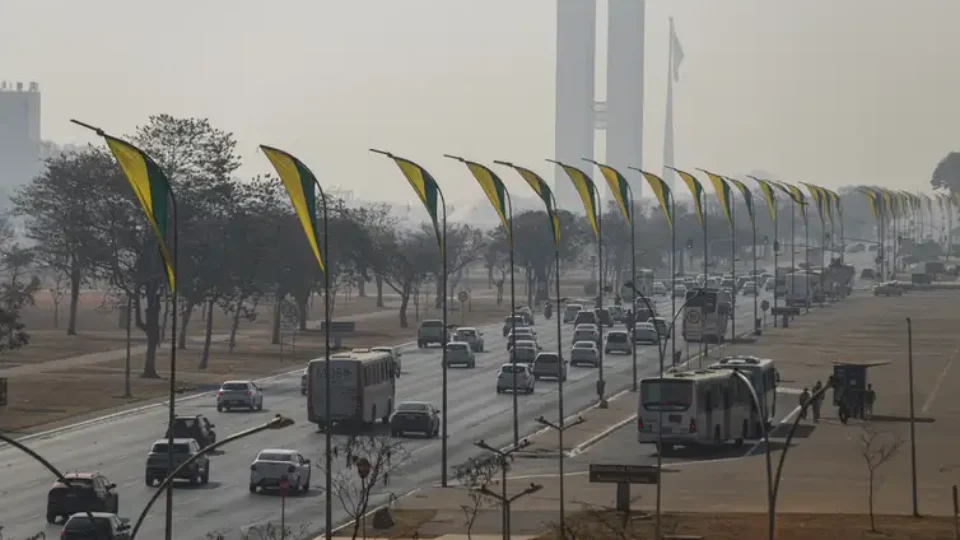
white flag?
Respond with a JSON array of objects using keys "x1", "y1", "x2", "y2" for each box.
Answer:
[{"x1": 671, "y1": 18, "x2": 684, "y2": 81}]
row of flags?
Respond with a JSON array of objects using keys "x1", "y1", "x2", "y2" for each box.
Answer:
[{"x1": 76, "y1": 120, "x2": 955, "y2": 299}]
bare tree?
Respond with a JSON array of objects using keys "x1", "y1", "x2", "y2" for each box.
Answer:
[
  {"x1": 316, "y1": 434, "x2": 409, "y2": 540},
  {"x1": 545, "y1": 502, "x2": 636, "y2": 540},
  {"x1": 47, "y1": 271, "x2": 67, "y2": 330},
  {"x1": 859, "y1": 422, "x2": 904, "y2": 532},
  {"x1": 453, "y1": 455, "x2": 504, "y2": 539}
]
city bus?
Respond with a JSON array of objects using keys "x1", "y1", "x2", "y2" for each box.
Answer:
[
  {"x1": 681, "y1": 288, "x2": 731, "y2": 343},
  {"x1": 307, "y1": 349, "x2": 396, "y2": 429},
  {"x1": 637, "y1": 370, "x2": 751, "y2": 454},
  {"x1": 708, "y1": 356, "x2": 778, "y2": 436}
]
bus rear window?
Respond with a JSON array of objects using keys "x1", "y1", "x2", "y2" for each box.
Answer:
[{"x1": 640, "y1": 380, "x2": 693, "y2": 411}]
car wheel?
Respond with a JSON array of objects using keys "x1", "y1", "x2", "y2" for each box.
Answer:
[
  {"x1": 216, "y1": 403, "x2": 223, "y2": 412},
  {"x1": 249, "y1": 402, "x2": 256, "y2": 412},
  {"x1": 145, "y1": 475, "x2": 154, "y2": 487},
  {"x1": 302, "y1": 475, "x2": 310, "y2": 492},
  {"x1": 256, "y1": 399, "x2": 263, "y2": 411},
  {"x1": 250, "y1": 484, "x2": 258, "y2": 494},
  {"x1": 202, "y1": 464, "x2": 210, "y2": 484},
  {"x1": 469, "y1": 361, "x2": 476, "y2": 368},
  {"x1": 46, "y1": 513, "x2": 57, "y2": 524}
]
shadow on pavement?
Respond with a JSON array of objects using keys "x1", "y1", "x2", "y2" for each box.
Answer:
[
  {"x1": 868, "y1": 414, "x2": 935, "y2": 424},
  {"x1": 770, "y1": 423, "x2": 817, "y2": 438}
]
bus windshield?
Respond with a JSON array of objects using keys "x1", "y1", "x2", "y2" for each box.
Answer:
[{"x1": 641, "y1": 380, "x2": 693, "y2": 411}]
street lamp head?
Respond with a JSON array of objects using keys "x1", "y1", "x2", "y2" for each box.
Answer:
[
  {"x1": 535, "y1": 416, "x2": 548, "y2": 426},
  {"x1": 442, "y1": 154, "x2": 466, "y2": 163},
  {"x1": 492, "y1": 159, "x2": 514, "y2": 168},
  {"x1": 368, "y1": 148, "x2": 393, "y2": 158},
  {"x1": 268, "y1": 415, "x2": 295, "y2": 429},
  {"x1": 545, "y1": 158, "x2": 564, "y2": 167}
]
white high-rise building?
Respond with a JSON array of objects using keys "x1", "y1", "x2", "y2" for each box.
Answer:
[{"x1": 0, "y1": 81, "x2": 41, "y2": 209}]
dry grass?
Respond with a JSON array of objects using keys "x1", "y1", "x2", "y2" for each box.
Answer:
[
  {"x1": 0, "y1": 291, "x2": 513, "y2": 433},
  {"x1": 533, "y1": 511, "x2": 960, "y2": 540},
  {"x1": 334, "y1": 509, "x2": 439, "y2": 538}
]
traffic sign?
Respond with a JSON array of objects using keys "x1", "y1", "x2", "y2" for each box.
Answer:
[
  {"x1": 458, "y1": 290, "x2": 469, "y2": 303},
  {"x1": 279, "y1": 476, "x2": 289, "y2": 497},
  {"x1": 685, "y1": 309, "x2": 701, "y2": 324},
  {"x1": 761, "y1": 300, "x2": 770, "y2": 312},
  {"x1": 589, "y1": 463, "x2": 659, "y2": 485}
]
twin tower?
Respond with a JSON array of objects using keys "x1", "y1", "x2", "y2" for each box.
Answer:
[{"x1": 554, "y1": 0, "x2": 646, "y2": 209}]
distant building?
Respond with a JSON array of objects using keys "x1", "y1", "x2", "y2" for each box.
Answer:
[{"x1": 0, "y1": 81, "x2": 41, "y2": 211}]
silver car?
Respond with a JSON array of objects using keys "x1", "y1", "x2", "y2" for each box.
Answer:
[
  {"x1": 454, "y1": 327, "x2": 485, "y2": 352},
  {"x1": 532, "y1": 352, "x2": 567, "y2": 381},
  {"x1": 604, "y1": 330, "x2": 632, "y2": 355},
  {"x1": 216, "y1": 380, "x2": 263, "y2": 412},
  {"x1": 249, "y1": 449, "x2": 311, "y2": 494},
  {"x1": 570, "y1": 340, "x2": 600, "y2": 367},
  {"x1": 511, "y1": 340, "x2": 539, "y2": 363},
  {"x1": 573, "y1": 323, "x2": 600, "y2": 345},
  {"x1": 632, "y1": 322, "x2": 659, "y2": 344},
  {"x1": 496, "y1": 363, "x2": 535, "y2": 394},
  {"x1": 562, "y1": 304, "x2": 583, "y2": 323},
  {"x1": 507, "y1": 327, "x2": 537, "y2": 349},
  {"x1": 444, "y1": 341, "x2": 476, "y2": 368}
]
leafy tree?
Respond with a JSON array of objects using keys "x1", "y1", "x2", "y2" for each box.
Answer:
[
  {"x1": 379, "y1": 229, "x2": 435, "y2": 328},
  {"x1": 12, "y1": 148, "x2": 119, "y2": 335},
  {"x1": 0, "y1": 243, "x2": 39, "y2": 353},
  {"x1": 932, "y1": 151, "x2": 960, "y2": 194},
  {"x1": 352, "y1": 203, "x2": 400, "y2": 308}
]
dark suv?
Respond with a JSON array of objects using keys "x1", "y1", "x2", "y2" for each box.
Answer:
[
  {"x1": 145, "y1": 438, "x2": 210, "y2": 486},
  {"x1": 165, "y1": 414, "x2": 217, "y2": 448},
  {"x1": 46, "y1": 472, "x2": 119, "y2": 524}
]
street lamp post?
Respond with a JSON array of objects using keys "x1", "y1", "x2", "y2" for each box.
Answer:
[
  {"x1": 729, "y1": 370, "x2": 774, "y2": 540},
  {"x1": 535, "y1": 414, "x2": 585, "y2": 533}
]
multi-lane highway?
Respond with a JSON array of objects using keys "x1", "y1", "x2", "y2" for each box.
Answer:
[{"x1": 0, "y1": 292, "x2": 770, "y2": 539}]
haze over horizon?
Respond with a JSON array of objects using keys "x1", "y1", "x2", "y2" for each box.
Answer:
[{"x1": 3, "y1": 0, "x2": 958, "y2": 209}]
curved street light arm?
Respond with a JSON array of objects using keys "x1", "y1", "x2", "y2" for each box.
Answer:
[
  {"x1": 771, "y1": 382, "x2": 831, "y2": 507},
  {"x1": 131, "y1": 415, "x2": 295, "y2": 540},
  {"x1": 729, "y1": 370, "x2": 775, "y2": 540},
  {"x1": 624, "y1": 283, "x2": 706, "y2": 364}
]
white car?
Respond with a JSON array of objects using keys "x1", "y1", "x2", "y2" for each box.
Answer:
[
  {"x1": 572, "y1": 323, "x2": 600, "y2": 345},
  {"x1": 216, "y1": 380, "x2": 264, "y2": 412},
  {"x1": 249, "y1": 449, "x2": 311, "y2": 494},
  {"x1": 453, "y1": 327, "x2": 484, "y2": 352},
  {"x1": 562, "y1": 304, "x2": 584, "y2": 323},
  {"x1": 444, "y1": 341, "x2": 476, "y2": 368},
  {"x1": 507, "y1": 327, "x2": 537, "y2": 349},
  {"x1": 496, "y1": 363, "x2": 535, "y2": 394},
  {"x1": 300, "y1": 369, "x2": 308, "y2": 395},
  {"x1": 604, "y1": 330, "x2": 632, "y2": 354},
  {"x1": 570, "y1": 340, "x2": 600, "y2": 367},
  {"x1": 653, "y1": 281, "x2": 667, "y2": 295}
]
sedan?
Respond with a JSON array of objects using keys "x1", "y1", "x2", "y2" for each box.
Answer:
[
  {"x1": 572, "y1": 324, "x2": 600, "y2": 346},
  {"x1": 216, "y1": 380, "x2": 264, "y2": 412},
  {"x1": 741, "y1": 281, "x2": 758, "y2": 296},
  {"x1": 390, "y1": 401, "x2": 440, "y2": 437},
  {"x1": 632, "y1": 323, "x2": 659, "y2": 344},
  {"x1": 570, "y1": 341, "x2": 600, "y2": 367},
  {"x1": 511, "y1": 341, "x2": 539, "y2": 363},
  {"x1": 874, "y1": 281, "x2": 905, "y2": 296}
]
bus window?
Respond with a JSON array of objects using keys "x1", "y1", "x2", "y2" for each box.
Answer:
[{"x1": 640, "y1": 380, "x2": 693, "y2": 411}]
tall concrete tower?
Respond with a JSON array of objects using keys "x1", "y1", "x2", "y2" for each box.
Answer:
[
  {"x1": 554, "y1": 0, "x2": 646, "y2": 209},
  {"x1": 553, "y1": 0, "x2": 596, "y2": 210},
  {"x1": 0, "y1": 81, "x2": 41, "y2": 209}
]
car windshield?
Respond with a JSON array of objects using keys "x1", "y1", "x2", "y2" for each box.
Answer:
[
  {"x1": 505, "y1": 317, "x2": 525, "y2": 324},
  {"x1": 257, "y1": 452, "x2": 294, "y2": 462},
  {"x1": 447, "y1": 343, "x2": 468, "y2": 351},
  {"x1": 573, "y1": 342, "x2": 595, "y2": 349},
  {"x1": 64, "y1": 516, "x2": 114, "y2": 534},
  {"x1": 607, "y1": 333, "x2": 627, "y2": 342},
  {"x1": 565, "y1": 305, "x2": 582, "y2": 312},
  {"x1": 222, "y1": 382, "x2": 248, "y2": 391},
  {"x1": 457, "y1": 330, "x2": 476, "y2": 337},
  {"x1": 516, "y1": 341, "x2": 536, "y2": 349},
  {"x1": 422, "y1": 321, "x2": 442, "y2": 328},
  {"x1": 501, "y1": 365, "x2": 526, "y2": 374},
  {"x1": 56, "y1": 478, "x2": 94, "y2": 489},
  {"x1": 536, "y1": 354, "x2": 559, "y2": 363},
  {"x1": 398, "y1": 402, "x2": 429, "y2": 411},
  {"x1": 152, "y1": 443, "x2": 191, "y2": 454}
]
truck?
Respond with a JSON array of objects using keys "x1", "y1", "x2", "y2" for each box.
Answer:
[{"x1": 785, "y1": 273, "x2": 816, "y2": 308}]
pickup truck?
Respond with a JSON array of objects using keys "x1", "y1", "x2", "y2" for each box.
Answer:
[{"x1": 144, "y1": 438, "x2": 210, "y2": 487}]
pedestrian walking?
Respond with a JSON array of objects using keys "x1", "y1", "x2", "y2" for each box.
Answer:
[
  {"x1": 798, "y1": 387, "x2": 811, "y2": 420},
  {"x1": 811, "y1": 381, "x2": 824, "y2": 423},
  {"x1": 864, "y1": 384, "x2": 876, "y2": 420},
  {"x1": 838, "y1": 396, "x2": 850, "y2": 424}
]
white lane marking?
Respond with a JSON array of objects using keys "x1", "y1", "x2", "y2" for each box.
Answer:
[
  {"x1": 175, "y1": 495, "x2": 200, "y2": 507},
  {"x1": 122, "y1": 479, "x2": 139, "y2": 488},
  {"x1": 568, "y1": 413, "x2": 638, "y2": 458},
  {"x1": 922, "y1": 344, "x2": 959, "y2": 414},
  {"x1": 744, "y1": 405, "x2": 801, "y2": 457}
]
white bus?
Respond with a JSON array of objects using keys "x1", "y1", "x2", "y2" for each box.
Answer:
[
  {"x1": 307, "y1": 349, "x2": 396, "y2": 429},
  {"x1": 637, "y1": 370, "x2": 751, "y2": 454},
  {"x1": 681, "y1": 288, "x2": 731, "y2": 343},
  {"x1": 708, "y1": 356, "x2": 778, "y2": 437}
]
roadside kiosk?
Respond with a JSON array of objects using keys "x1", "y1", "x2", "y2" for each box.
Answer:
[{"x1": 831, "y1": 360, "x2": 890, "y2": 418}]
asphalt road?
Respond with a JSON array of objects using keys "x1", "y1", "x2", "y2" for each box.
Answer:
[{"x1": 0, "y1": 291, "x2": 771, "y2": 540}]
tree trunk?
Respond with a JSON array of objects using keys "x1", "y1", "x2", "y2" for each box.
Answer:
[
  {"x1": 66, "y1": 260, "x2": 81, "y2": 336},
  {"x1": 375, "y1": 274, "x2": 385, "y2": 307},
  {"x1": 487, "y1": 264, "x2": 493, "y2": 289},
  {"x1": 177, "y1": 301, "x2": 196, "y2": 349},
  {"x1": 159, "y1": 295, "x2": 171, "y2": 344},
  {"x1": 434, "y1": 279, "x2": 443, "y2": 309},
  {"x1": 357, "y1": 277, "x2": 366, "y2": 297},
  {"x1": 52, "y1": 298, "x2": 60, "y2": 329},
  {"x1": 140, "y1": 284, "x2": 161, "y2": 379},
  {"x1": 229, "y1": 299, "x2": 243, "y2": 353},
  {"x1": 868, "y1": 472, "x2": 876, "y2": 532},
  {"x1": 398, "y1": 291, "x2": 410, "y2": 328},
  {"x1": 199, "y1": 299, "x2": 215, "y2": 370},
  {"x1": 271, "y1": 293, "x2": 282, "y2": 345},
  {"x1": 296, "y1": 294, "x2": 308, "y2": 331}
]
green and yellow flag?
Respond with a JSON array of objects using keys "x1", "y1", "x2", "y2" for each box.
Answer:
[
  {"x1": 704, "y1": 171, "x2": 734, "y2": 225},
  {"x1": 461, "y1": 160, "x2": 512, "y2": 244},
  {"x1": 260, "y1": 146, "x2": 326, "y2": 273},
  {"x1": 670, "y1": 167, "x2": 706, "y2": 226},
  {"x1": 801, "y1": 182, "x2": 826, "y2": 224},
  {"x1": 750, "y1": 177, "x2": 778, "y2": 221},
  {"x1": 726, "y1": 177, "x2": 755, "y2": 225},
  {"x1": 593, "y1": 162, "x2": 632, "y2": 225},
  {"x1": 858, "y1": 187, "x2": 883, "y2": 219},
  {"x1": 826, "y1": 189, "x2": 842, "y2": 221},
  {"x1": 102, "y1": 134, "x2": 176, "y2": 292},
  {"x1": 384, "y1": 154, "x2": 444, "y2": 254},
  {"x1": 778, "y1": 181, "x2": 808, "y2": 221},
  {"x1": 640, "y1": 171, "x2": 674, "y2": 230},
  {"x1": 503, "y1": 163, "x2": 561, "y2": 247},
  {"x1": 554, "y1": 162, "x2": 600, "y2": 239}
]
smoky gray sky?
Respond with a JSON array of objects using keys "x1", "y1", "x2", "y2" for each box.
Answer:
[{"x1": 4, "y1": 0, "x2": 958, "y2": 206}]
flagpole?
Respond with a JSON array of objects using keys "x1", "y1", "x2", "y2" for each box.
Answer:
[
  {"x1": 671, "y1": 198, "x2": 677, "y2": 364},
  {"x1": 701, "y1": 189, "x2": 708, "y2": 363},
  {"x1": 312, "y1": 178, "x2": 334, "y2": 540},
  {"x1": 164, "y1": 193, "x2": 179, "y2": 540},
  {"x1": 549, "y1": 191, "x2": 567, "y2": 533},
  {"x1": 628, "y1": 183, "x2": 637, "y2": 391},
  {"x1": 731, "y1": 197, "x2": 737, "y2": 340},
  {"x1": 595, "y1": 182, "x2": 606, "y2": 406},
  {"x1": 663, "y1": 18, "x2": 676, "y2": 192}
]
